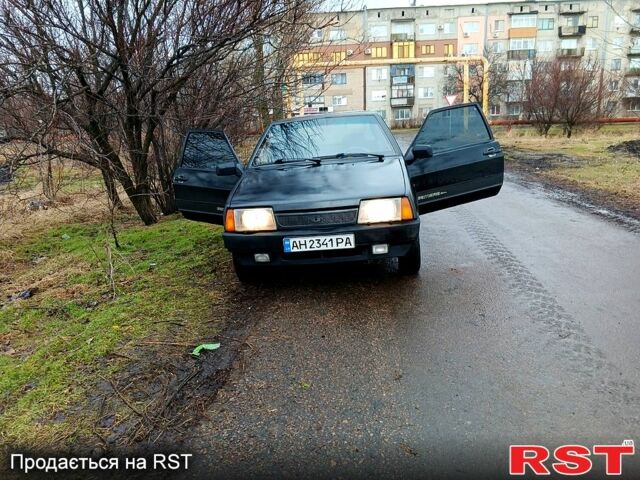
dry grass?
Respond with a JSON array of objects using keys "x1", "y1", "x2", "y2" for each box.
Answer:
[{"x1": 495, "y1": 124, "x2": 640, "y2": 205}]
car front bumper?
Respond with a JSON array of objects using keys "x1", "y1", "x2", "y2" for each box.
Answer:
[{"x1": 223, "y1": 220, "x2": 420, "y2": 267}]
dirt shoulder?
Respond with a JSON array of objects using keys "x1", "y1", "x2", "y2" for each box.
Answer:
[{"x1": 496, "y1": 125, "x2": 640, "y2": 226}]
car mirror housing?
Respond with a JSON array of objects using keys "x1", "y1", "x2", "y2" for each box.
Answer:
[
  {"x1": 216, "y1": 162, "x2": 240, "y2": 176},
  {"x1": 413, "y1": 144, "x2": 433, "y2": 159}
]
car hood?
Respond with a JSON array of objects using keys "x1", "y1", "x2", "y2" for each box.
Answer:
[{"x1": 230, "y1": 157, "x2": 407, "y2": 211}]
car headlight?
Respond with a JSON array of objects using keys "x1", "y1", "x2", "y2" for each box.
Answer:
[
  {"x1": 225, "y1": 208, "x2": 277, "y2": 232},
  {"x1": 357, "y1": 197, "x2": 414, "y2": 224}
]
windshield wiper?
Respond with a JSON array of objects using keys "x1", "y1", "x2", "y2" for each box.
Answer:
[
  {"x1": 272, "y1": 157, "x2": 321, "y2": 165},
  {"x1": 321, "y1": 152, "x2": 386, "y2": 161}
]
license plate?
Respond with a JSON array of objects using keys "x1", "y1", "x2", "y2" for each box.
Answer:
[{"x1": 283, "y1": 234, "x2": 355, "y2": 253}]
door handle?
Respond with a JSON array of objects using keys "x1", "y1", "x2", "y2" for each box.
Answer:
[
  {"x1": 174, "y1": 175, "x2": 187, "y2": 183},
  {"x1": 483, "y1": 147, "x2": 499, "y2": 157}
]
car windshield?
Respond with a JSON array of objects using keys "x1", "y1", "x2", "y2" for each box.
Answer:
[{"x1": 251, "y1": 115, "x2": 397, "y2": 166}]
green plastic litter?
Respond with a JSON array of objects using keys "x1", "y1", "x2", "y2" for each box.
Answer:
[{"x1": 192, "y1": 343, "x2": 221, "y2": 356}]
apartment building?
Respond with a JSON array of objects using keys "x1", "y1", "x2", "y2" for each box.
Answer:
[{"x1": 294, "y1": 1, "x2": 640, "y2": 125}]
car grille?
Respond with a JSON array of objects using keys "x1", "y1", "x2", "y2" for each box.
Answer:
[{"x1": 276, "y1": 208, "x2": 358, "y2": 229}]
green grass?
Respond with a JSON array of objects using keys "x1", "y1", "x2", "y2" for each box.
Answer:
[{"x1": 0, "y1": 215, "x2": 229, "y2": 448}]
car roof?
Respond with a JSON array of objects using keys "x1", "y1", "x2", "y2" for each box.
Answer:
[{"x1": 270, "y1": 111, "x2": 382, "y2": 125}]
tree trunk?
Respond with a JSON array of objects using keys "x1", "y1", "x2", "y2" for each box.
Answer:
[
  {"x1": 129, "y1": 190, "x2": 157, "y2": 225},
  {"x1": 101, "y1": 166, "x2": 124, "y2": 209}
]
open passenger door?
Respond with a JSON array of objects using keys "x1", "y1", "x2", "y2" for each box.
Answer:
[
  {"x1": 173, "y1": 129, "x2": 243, "y2": 224},
  {"x1": 404, "y1": 104, "x2": 503, "y2": 215}
]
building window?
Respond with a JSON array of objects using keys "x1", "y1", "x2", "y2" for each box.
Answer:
[
  {"x1": 586, "y1": 38, "x2": 598, "y2": 50},
  {"x1": 331, "y1": 73, "x2": 347, "y2": 85},
  {"x1": 462, "y1": 43, "x2": 478, "y2": 55},
  {"x1": 331, "y1": 51, "x2": 346, "y2": 62},
  {"x1": 370, "y1": 67, "x2": 388, "y2": 81},
  {"x1": 493, "y1": 42, "x2": 505, "y2": 53},
  {"x1": 509, "y1": 38, "x2": 535, "y2": 50},
  {"x1": 372, "y1": 47, "x2": 388, "y2": 58},
  {"x1": 304, "y1": 95, "x2": 324, "y2": 105},
  {"x1": 611, "y1": 58, "x2": 621, "y2": 71},
  {"x1": 537, "y1": 40, "x2": 553, "y2": 53},
  {"x1": 302, "y1": 73, "x2": 324, "y2": 85},
  {"x1": 471, "y1": 7, "x2": 476, "y2": 14},
  {"x1": 442, "y1": 22, "x2": 454, "y2": 34},
  {"x1": 560, "y1": 38, "x2": 578, "y2": 49},
  {"x1": 329, "y1": 29, "x2": 346, "y2": 41},
  {"x1": 587, "y1": 16, "x2": 598, "y2": 28},
  {"x1": 490, "y1": 104, "x2": 501, "y2": 116},
  {"x1": 394, "y1": 108, "x2": 412, "y2": 121},
  {"x1": 393, "y1": 42, "x2": 414, "y2": 58},
  {"x1": 296, "y1": 52, "x2": 321, "y2": 64},
  {"x1": 418, "y1": 87, "x2": 435, "y2": 98},
  {"x1": 511, "y1": 14, "x2": 537, "y2": 28},
  {"x1": 369, "y1": 25, "x2": 388, "y2": 39},
  {"x1": 418, "y1": 23, "x2": 436, "y2": 35},
  {"x1": 392, "y1": 85, "x2": 414, "y2": 98},
  {"x1": 421, "y1": 66, "x2": 435, "y2": 78},
  {"x1": 538, "y1": 18, "x2": 554, "y2": 30},
  {"x1": 609, "y1": 80, "x2": 619, "y2": 92},
  {"x1": 494, "y1": 20, "x2": 504, "y2": 32},
  {"x1": 630, "y1": 59, "x2": 640, "y2": 71},
  {"x1": 613, "y1": 37, "x2": 624, "y2": 50},
  {"x1": 371, "y1": 90, "x2": 387, "y2": 101},
  {"x1": 310, "y1": 30, "x2": 323, "y2": 42},
  {"x1": 507, "y1": 104, "x2": 521, "y2": 116},
  {"x1": 463, "y1": 22, "x2": 480, "y2": 33},
  {"x1": 419, "y1": 107, "x2": 430, "y2": 118},
  {"x1": 444, "y1": 44, "x2": 455, "y2": 56},
  {"x1": 332, "y1": 96, "x2": 347, "y2": 106},
  {"x1": 375, "y1": 109, "x2": 387, "y2": 120},
  {"x1": 629, "y1": 99, "x2": 640, "y2": 111},
  {"x1": 421, "y1": 44, "x2": 435, "y2": 55},
  {"x1": 443, "y1": 8, "x2": 455, "y2": 18}
]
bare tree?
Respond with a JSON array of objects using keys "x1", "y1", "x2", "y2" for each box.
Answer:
[
  {"x1": 524, "y1": 59, "x2": 563, "y2": 136},
  {"x1": 0, "y1": 0, "x2": 329, "y2": 224}
]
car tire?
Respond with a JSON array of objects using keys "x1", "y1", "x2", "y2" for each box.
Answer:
[
  {"x1": 232, "y1": 254, "x2": 259, "y2": 283},
  {"x1": 398, "y1": 237, "x2": 421, "y2": 275}
]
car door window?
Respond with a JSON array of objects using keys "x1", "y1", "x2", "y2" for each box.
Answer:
[
  {"x1": 414, "y1": 105, "x2": 491, "y2": 154},
  {"x1": 181, "y1": 131, "x2": 238, "y2": 169}
]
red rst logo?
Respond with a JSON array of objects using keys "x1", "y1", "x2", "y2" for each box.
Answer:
[{"x1": 509, "y1": 441, "x2": 635, "y2": 476}]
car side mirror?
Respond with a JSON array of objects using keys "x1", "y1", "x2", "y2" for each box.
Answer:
[
  {"x1": 413, "y1": 144, "x2": 433, "y2": 159},
  {"x1": 216, "y1": 162, "x2": 240, "y2": 176}
]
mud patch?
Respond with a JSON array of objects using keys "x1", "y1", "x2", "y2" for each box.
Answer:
[
  {"x1": 506, "y1": 148, "x2": 640, "y2": 229},
  {"x1": 607, "y1": 139, "x2": 640, "y2": 158},
  {"x1": 86, "y1": 286, "x2": 264, "y2": 455}
]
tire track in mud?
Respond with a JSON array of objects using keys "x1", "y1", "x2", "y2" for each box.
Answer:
[{"x1": 456, "y1": 207, "x2": 639, "y2": 426}]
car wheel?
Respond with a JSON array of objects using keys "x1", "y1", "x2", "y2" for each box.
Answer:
[
  {"x1": 398, "y1": 237, "x2": 421, "y2": 275},
  {"x1": 232, "y1": 254, "x2": 259, "y2": 283}
]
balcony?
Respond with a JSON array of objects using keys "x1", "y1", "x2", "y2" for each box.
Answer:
[
  {"x1": 631, "y1": 24, "x2": 640, "y2": 35},
  {"x1": 626, "y1": 68, "x2": 640, "y2": 76},
  {"x1": 559, "y1": 4, "x2": 586, "y2": 15},
  {"x1": 390, "y1": 97, "x2": 415, "y2": 107},
  {"x1": 391, "y1": 33, "x2": 415, "y2": 42},
  {"x1": 557, "y1": 47, "x2": 585, "y2": 57},
  {"x1": 507, "y1": 49, "x2": 536, "y2": 61},
  {"x1": 629, "y1": 46, "x2": 640, "y2": 57},
  {"x1": 391, "y1": 75, "x2": 415, "y2": 85},
  {"x1": 558, "y1": 25, "x2": 586, "y2": 36}
]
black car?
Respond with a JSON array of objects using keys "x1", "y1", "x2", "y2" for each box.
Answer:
[{"x1": 173, "y1": 103, "x2": 503, "y2": 281}]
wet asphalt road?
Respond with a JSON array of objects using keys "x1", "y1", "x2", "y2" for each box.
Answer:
[{"x1": 184, "y1": 134, "x2": 640, "y2": 479}]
